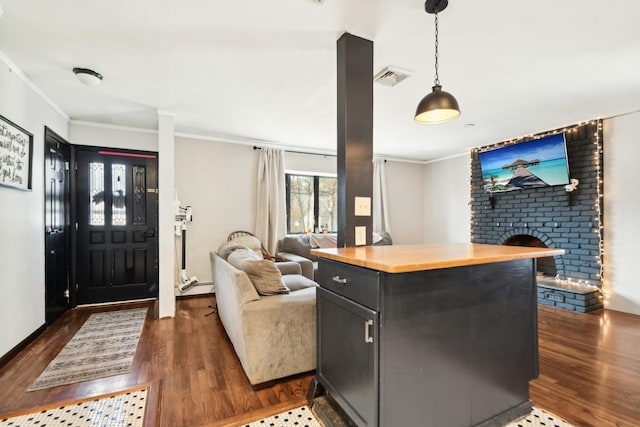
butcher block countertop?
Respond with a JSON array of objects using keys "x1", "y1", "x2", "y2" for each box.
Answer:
[{"x1": 311, "y1": 243, "x2": 565, "y2": 274}]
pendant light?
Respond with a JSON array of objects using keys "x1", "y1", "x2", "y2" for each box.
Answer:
[{"x1": 414, "y1": 0, "x2": 460, "y2": 124}]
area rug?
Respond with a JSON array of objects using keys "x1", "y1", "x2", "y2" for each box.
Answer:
[
  {"x1": 241, "y1": 405, "x2": 574, "y2": 427},
  {"x1": 0, "y1": 384, "x2": 158, "y2": 427},
  {"x1": 28, "y1": 308, "x2": 148, "y2": 391}
]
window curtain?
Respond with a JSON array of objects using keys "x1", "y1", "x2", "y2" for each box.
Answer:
[
  {"x1": 255, "y1": 148, "x2": 286, "y2": 255},
  {"x1": 373, "y1": 158, "x2": 391, "y2": 234}
]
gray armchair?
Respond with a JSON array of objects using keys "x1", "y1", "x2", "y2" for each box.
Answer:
[
  {"x1": 277, "y1": 232, "x2": 393, "y2": 280},
  {"x1": 277, "y1": 234, "x2": 318, "y2": 280}
]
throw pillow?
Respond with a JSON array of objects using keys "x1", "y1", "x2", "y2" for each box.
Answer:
[
  {"x1": 242, "y1": 260, "x2": 290, "y2": 296},
  {"x1": 282, "y1": 274, "x2": 317, "y2": 292},
  {"x1": 228, "y1": 248, "x2": 289, "y2": 296},
  {"x1": 218, "y1": 242, "x2": 249, "y2": 260},
  {"x1": 230, "y1": 235, "x2": 264, "y2": 259},
  {"x1": 227, "y1": 248, "x2": 260, "y2": 269}
]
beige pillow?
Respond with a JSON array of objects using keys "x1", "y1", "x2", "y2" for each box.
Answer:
[
  {"x1": 217, "y1": 242, "x2": 248, "y2": 260},
  {"x1": 228, "y1": 248, "x2": 289, "y2": 296},
  {"x1": 243, "y1": 259, "x2": 289, "y2": 295},
  {"x1": 227, "y1": 248, "x2": 260, "y2": 269},
  {"x1": 282, "y1": 274, "x2": 317, "y2": 292},
  {"x1": 230, "y1": 235, "x2": 264, "y2": 259}
]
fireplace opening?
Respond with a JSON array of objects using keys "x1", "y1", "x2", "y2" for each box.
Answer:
[{"x1": 503, "y1": 235, "x2": 557, "y2": 277}]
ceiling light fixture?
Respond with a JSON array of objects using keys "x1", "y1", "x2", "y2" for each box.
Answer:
[
  {"x1": 414, "y1": 0, "x2": 460, "y2": 124},
  {"x1": 72, "y1": 67, "x2": 103, "y2": 86}
]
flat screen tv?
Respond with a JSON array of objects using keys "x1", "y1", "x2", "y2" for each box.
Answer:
[{"x1": 478, "y1": 133, "x2": 570, "y2": 193}]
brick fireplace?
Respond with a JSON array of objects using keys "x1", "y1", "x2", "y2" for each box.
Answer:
[{"x1": 470, "y1": 121, "x2": 604, "y2": 312}]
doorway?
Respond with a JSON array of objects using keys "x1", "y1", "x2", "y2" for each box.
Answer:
[
  {"x1": 44, "y1": 128, "x2": 71, "y2": 323},
  {"x1": 75, "y1": 147, "x2": 159, "y2": 304}
]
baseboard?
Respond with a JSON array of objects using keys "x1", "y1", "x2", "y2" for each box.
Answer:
[{"x1": 0, "y1": 323, "x2": 47, "y2": 369}]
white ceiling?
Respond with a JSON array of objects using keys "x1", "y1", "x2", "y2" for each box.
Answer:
[{"x1": 0, "y1": 0, "x2": 639, "y2": 161}]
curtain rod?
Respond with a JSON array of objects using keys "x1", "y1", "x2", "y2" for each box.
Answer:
[
  {"x1": 252, "y1": 145, "x2": 336, "y2": 158},
  {"x1": 252, "y1": 145, "x2": 387, "y2": 162}
]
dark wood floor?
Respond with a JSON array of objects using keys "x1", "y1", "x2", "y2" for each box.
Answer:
[
  {"x1": 0, "y1": 296, "x2": 639, "y2": 427},
  {"x1": 530, "y1": 305, "x2": 640, "y2": 427}
]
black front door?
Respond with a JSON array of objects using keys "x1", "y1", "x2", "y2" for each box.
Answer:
[
  {"x1": 44, "y1": 128, "x2": 71, "y2": 323},
  {"x1": 76, "y1": 147, "x2": 159, "y2": 304}
]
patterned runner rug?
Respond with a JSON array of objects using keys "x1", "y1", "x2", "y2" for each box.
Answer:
[
  {"x1": 28, "y1": 308, "x2": 148, "y2": 391},
  {"x1": 241, "y1": 405, "x2": 574, "y2": 427},
  {"x1": 0, "y1": 384, "x2": 158, "y2": 426}
]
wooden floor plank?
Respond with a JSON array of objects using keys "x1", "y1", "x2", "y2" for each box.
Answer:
[{"x1": 1, "y1": 296, "x2": 639, "y2": 426}]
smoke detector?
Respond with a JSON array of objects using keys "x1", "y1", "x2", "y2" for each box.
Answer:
[
  {"x1": 374, "y1": 66, "x2": 412, "y2": 87},
  {"x1": 310, "y1": 0, "x2": 326, "y2": 4}
]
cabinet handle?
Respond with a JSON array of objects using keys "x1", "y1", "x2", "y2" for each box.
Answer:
[
  {"x1": 365, "y1": 319, "x2": 374, "y2": 343},
  {"x1": 332, "y1": 276, "x2": 348, "y2": 284}
]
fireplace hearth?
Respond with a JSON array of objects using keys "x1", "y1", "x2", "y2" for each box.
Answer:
[{"x1": 537, "y1": 276, "x2": 603, "y2": 312}]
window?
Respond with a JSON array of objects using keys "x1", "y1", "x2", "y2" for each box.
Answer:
[
  {"x1": 89, "y1": 162, "x2": 105, "y2": 226},
  {"x1": 286, "y1": 173, "x2": 337, "y2": 234}
]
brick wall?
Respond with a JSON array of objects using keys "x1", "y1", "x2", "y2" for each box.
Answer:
[{"x1": 470, "y1": 121, "x2": 603, "y2": 286}]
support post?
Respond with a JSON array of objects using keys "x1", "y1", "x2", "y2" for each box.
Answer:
[
  {"x1": 158, "y1": 110, "x2": 176, "y2": 318},
  {"x1": 336, "y1": 33, "x2": 374, "y2": 247}
]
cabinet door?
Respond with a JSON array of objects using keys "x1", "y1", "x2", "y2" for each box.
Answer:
[{"x1": 317, "y1": 287, "x2": 378, "y2": 427}]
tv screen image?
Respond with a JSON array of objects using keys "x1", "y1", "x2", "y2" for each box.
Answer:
[{"x1": 478, "y1": 133, "x2": 570, "y2": 193}]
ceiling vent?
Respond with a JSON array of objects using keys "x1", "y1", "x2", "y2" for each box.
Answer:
[{"x1": 374, "y1": 66, "x2": 412, "y2": 87}]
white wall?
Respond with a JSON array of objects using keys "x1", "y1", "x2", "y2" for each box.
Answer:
[
  {"x1": 385, "y1": 160, "x2": 426, "y2": 244},
  {"x1": 69, "y1": 122, "x2": 158, "y2": 152},
  {"x1": 0, "y1": 56, "x2": 69, "y2": 358},
  {"x1": 285, "y1": 151, "x2": 336, "y2": 175},
  {"x1": 604, "y1": 112, "x2": 640, "y2": 315},
  {"x1": 423, "y1": 154, "x2": 471, "y2": 244},
  {"x1": 174, "y1": 138, "x2": 259, "y2": 284}
]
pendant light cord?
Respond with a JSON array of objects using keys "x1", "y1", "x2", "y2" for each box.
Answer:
[{"x1": 434, "y1": 12, "x2": 440, "y2": 86}]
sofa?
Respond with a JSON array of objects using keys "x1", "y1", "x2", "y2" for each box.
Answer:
[
  {"x1": 210, "y1": 243, "x2": 317, "y2": 388},
  {"x1": 277, "y1": 231, "x2": 393, "y2": 280}
]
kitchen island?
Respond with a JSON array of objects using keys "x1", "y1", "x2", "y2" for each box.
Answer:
[{"x1": 310, "y1": 243, "x2": 564, "y2": 427}]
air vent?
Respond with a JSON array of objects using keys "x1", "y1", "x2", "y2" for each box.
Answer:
[{"x1": 374, "y1": 66, "x2": 412, "y2": 87}]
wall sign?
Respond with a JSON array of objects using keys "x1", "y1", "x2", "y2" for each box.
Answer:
[{"x1": 0, "y1": 114, "x2": 33, "y2": 191}]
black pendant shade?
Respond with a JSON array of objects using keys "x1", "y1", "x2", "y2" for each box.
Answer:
[
  {"x1": 414, "y1": 0, "x2": 460, "y2": 124},
  {"x1": 414, "y1": 84, "x2": 460, "y2": 124}
]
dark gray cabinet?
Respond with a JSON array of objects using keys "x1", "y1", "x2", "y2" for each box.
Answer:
[
  {"x1": 317, "y1": 287, "x2": 378, "y2": 426},
  {"x1": 315, "y1": 257, "x2": 538, "y2": 427}
]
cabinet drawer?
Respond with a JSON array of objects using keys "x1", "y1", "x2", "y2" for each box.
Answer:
[{"x1": 317, "y1": 258, "x2": 379, "y2": 310}]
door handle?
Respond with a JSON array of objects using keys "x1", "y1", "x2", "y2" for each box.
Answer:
[
  {"x1": 365, "y1": 319, "x2": 374, "y2": 343},
  {"x1": 144, "y1": 228, "x2": 156, "y2": 237},
  {"x1": 332, "y1": 276, "x2": 348, "y2": 284}
]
